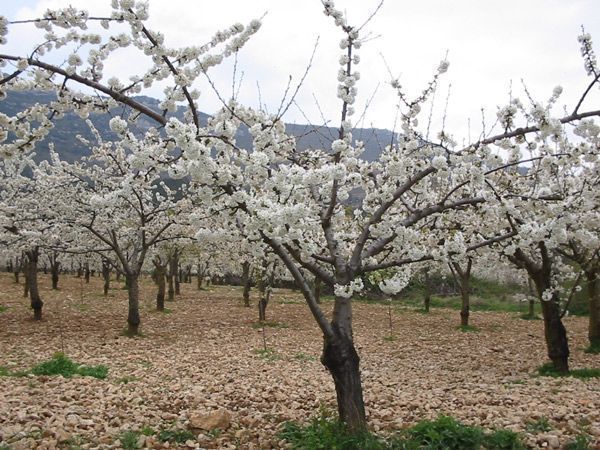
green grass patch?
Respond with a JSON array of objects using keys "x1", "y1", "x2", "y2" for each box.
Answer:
[
  {"x1": 458, "y1": 325, "x2": 479, "y2": 333},
  {"x1": 279, "y1": 409, "x2": 525, "y2": 450},
  {"x1": 28, "y1": 353, "x2": 108, "y2": 379},
  {"x1": 158, "y1": 428, "x2": 195, "y2": 443},
  {"x1": 584, "y1": 341, "x2": 600, "y2": 354},
  {"x1": 564, "y1": 433, "x2": 592, "y2": 450},
  {"x1": 118, "y1": 430, "x2": 141, "y2": 450},
  {"x1": 525, "y1": 417, "x2": 552, "y2": 433},
  {"x1": 140, "y1": 426, "x2": 155, "y2": 436},
  {"x1": 254, "y1": 348, "x2": 280, "y2": 361},
  {"x1": 0, "y1": 305, "x2": 8, "y2": 313},
  {"x1": 383, "y1": 335, "x2": 397, "y2": 342},
  {"x1": 538, "y1": 363, "x2": 600, "y2": 379},
  {"x1": 251, "y1": 320, "x2": 288, "y2": 329}
]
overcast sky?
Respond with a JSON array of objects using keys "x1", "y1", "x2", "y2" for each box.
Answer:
[{"x1": 3, "y1": 0, "x2": 600, "y2": 144}]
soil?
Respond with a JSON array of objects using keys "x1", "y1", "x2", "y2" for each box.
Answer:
[{"x1": 0, "y1": 273, "x2": 598, "y2": 449}]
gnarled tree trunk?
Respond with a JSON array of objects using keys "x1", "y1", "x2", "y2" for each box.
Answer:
[
  {"x1": 126, "y1": 272, "x2": 141, "y2": 335},
  {"x1": 423, "y1": 268, "x2": 432, "y2": 313},
  {"x1": 153, "y1": 258, "x2": 166, "y2": 312},
  {"x1": 451, "y1": 259, "x2": 472, "y2": 327},
  {"x1": 321, "y1": 296, "x2": 366, "y2": 433},
  {"x1": 49, "y1": 251, "x2": 60, "y2": 290},
  {"x1": 102, "y1": 259, "x2": 111, "y2": 296},
  {"x1": 587, "y1": 267, "x2": 600, "y2": 348},
  {"x1": 25, "y1": 249, "x2": 43, "y2": 320},
  {"x1": 510, "y1": 245, "x2": 569, "y2": 373}
]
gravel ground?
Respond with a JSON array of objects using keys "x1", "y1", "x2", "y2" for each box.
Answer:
[{"x1": 0, "y1": 273, "x2": 598, "y2": 449}]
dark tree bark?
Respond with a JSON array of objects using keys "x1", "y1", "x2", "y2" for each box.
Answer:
[
  {"x1": 242, "y1": 261, "x2": 251, "y2": 307},
  {"x1": 84, "y1": 261, "x2": 90, "y2": 283},
  {"x1": 526, "y1": 277, "x2": 536, "y2": 318},
  {"x1": 126, "y1": 272, "x2": 141, "y2": 335},
  {"x1": 153, "y1": 257, "x2": 167, "y2": 312},
  {"x1": 314, "y1": 276, "x2": 322, "y2": 305},
  {"x1": 510, "y1": 244, "x2": 569, "y2": 373},
  {"x1": 48, "y1": 251, "x2": 60, "y2": 290},
  {"x1": 586, "y1": 267, "x2": 600, "y2": 348},
  {"x1": 167, "y1": 251, "x2": 180, "y2": 301},
  {"x1": 321, "y1": 299, "x2": 366, "y2": 433},
  {"x1": 175, "y1": 263, "x2": 181, "y2": 294},
  {"x1": 101, "y1": 258, "x2": 111, "y2": 296},
  {"x1": 450, "y1": 258, "x2": 473, "y2": 327},
  {"x1": 23, "y1": 262, "x2": 29, "y2": 298},
  {"x1": 25, "y1": 248, "x2": 43, "y2": 320},
  {"x1": 423, "y1": 268, "x2": 432, "y2": 313}
]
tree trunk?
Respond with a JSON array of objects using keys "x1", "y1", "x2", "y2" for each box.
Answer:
[
  {"x1": 314, "y1": 276, "x2": 322, "y2": 305},
  {"x1": 197, "y1": 269, "x2": 203, "y2": 290},
  {"x1": 175, "y1": 263, "x2": 181, "y2": 294},
  {"x1": 50, "y1": 253, "x2": 60, "y2": 290},
  {"x1": 126, "y1": 272, "x2": 141, "y2": 335},
  {"x1": 451, "y1": 259, "x2": 472, "y2": 327},
  {"x1": 102, "y1": 260, "x2": 110, "y2": 296},
  {"x1": 154, "y1": 263, "x2": 166, "y2": 312},
  {"x1": 25, "y1": 249, "x2": 43, "y2": 320},
  {"x1": 526, "y1": 277, "x2": 536, "y2": 318},
  {"x1": 587, "y1": 268, "x2": 600, "y2": 348},
  {"x1": 23, "y1": 266, "x2": 29, "y2": 298},
  {"x1": 321, "y1": 323, "x2": 366, "y2": 432},
  {"x1": 423, "y1": 269, "x2": 431, "y2": 313},
  {"x1": 167, "y1": 254, "x2": 176, "y2": 301},
  {"x1": 460, "y1": 282, "x2": 470, "y2": 327},
  {"x1": 242, "y1": 262, "x2": 251, "y2": 307},
  {"x1": 540, "y1": 291, "x2": 569, "y2": 373},
  {"x1": 84, "y1": 262, "x2": 90, "y2": 283}
]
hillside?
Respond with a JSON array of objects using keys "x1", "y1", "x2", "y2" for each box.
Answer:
[{"x1": 1, "y1": 90, "x2": 396, "y2": 162}]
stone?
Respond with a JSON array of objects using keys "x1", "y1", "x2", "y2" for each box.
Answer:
[{"x1": 189, "y1": 409, "x2": 232, "y2": 431}]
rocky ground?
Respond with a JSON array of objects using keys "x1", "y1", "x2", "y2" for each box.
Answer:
[{"x1": 0, "y1": 273, "x2": 599, "y2": 449}]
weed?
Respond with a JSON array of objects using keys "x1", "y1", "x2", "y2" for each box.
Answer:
[
  {"x1": 158, "y1": 428, "x2": 195, "y2": 443},
  {"x1": 0, "y1": 305, "x2": 8, "y2": 313},
  {"x1": 207, "y1": 428, "x2": 222, "y2": 439},
  {"x1": 279, "y1": 409, "x2": 525, "y2": 450},
  {"x1": 458, "y1": 325, "x2": 479, "y2": 333},
  {"x1": 383, "y1": 335, "x2": 396, "y2": 342},
  {"x1": 402, "y1": 415, "x2": 485, "y2": 449},
  {"x1": 525, "y1": 417, "x2": 552, "y2": 433},
  {"x1": 29, "y1": 353, "x2": 108, "y2": 379},
  {"x1": 0, "y1": 445, "x2": 10, "y2": 450},
  {"x1": 538, "y1": 363, "x2": 600, "y2": 379},
  {"x1": 118, "y1": 430, "x2": 141, "y2": 450},
  {"x1": 564, "y1": 433, "x2": 592, "y2": 450},
  {"x1": 279, "y1": 407, "x2": 385, "y2": 450},
  {"x1": 140, "y1": 426, "x2": 155, "y2": 436},
  {"x1": 484, "y1": 429, "x2": 526, "y2": 449},
  {"x1": 254, "y1": 348, "x2": 280, "y2": 361}
]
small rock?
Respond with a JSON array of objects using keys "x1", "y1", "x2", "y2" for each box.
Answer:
[{"x1": 189, "y1": 409, "x2": 232, "y2": 431}]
